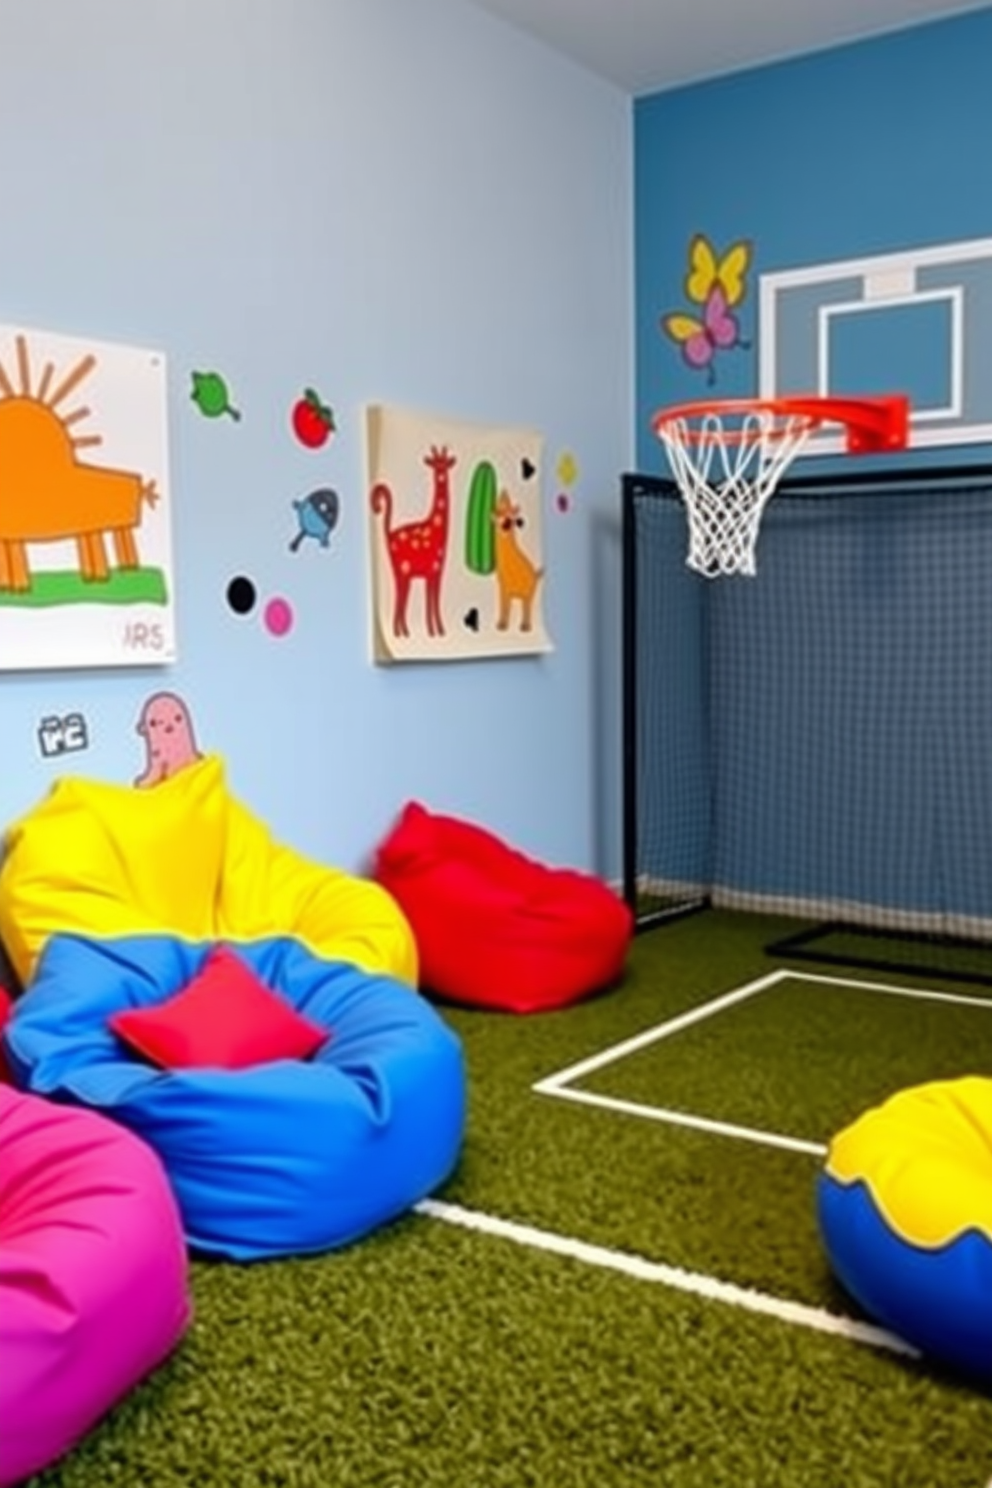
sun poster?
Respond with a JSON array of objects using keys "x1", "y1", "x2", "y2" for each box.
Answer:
[
  {"x1": 365, "y1": 403, "x2": 553, "y2": 664},
  {"x1": 0, "y1": 323, "x2": 175, "y2": 671}
]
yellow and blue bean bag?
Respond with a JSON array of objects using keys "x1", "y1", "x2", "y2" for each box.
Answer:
[
  {"x1": 818, "y1": 1076, "x2": 992, "y2": 1380},
  {"x1": 0, "y1": 757, "x2": 466, "y2": 1261}
]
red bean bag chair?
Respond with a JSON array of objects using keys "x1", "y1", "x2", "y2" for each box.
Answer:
[{"x1": 373, "y1": 802, "x2": 633, "y2": 1013}]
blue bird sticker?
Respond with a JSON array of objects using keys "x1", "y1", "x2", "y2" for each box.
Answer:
[{"x1": 290, "y1": 488, "x2": 340, "y2": 552}]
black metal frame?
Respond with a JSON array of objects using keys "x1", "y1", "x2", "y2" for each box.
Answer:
[
  {"x1": 765, "y1": 920, "x2": 992, "y2": 988},
  {"x1": 621, "y1": 471, "x2": 709, "y2": 932},
  {"x1": 621, "y1": 459, "x2": 992, "y2": 970}
]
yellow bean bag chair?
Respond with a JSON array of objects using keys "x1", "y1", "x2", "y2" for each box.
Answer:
[{"x1": 0, "y1": 754, "x2": 416, "y2": 988}]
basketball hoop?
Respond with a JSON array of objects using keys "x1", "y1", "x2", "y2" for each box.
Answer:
[{"x1": 652, "y1": 395, "x2": 909, "y2": 577}]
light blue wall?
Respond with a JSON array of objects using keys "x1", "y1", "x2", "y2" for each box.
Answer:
[
  {"x1": 634, "y1": 7, "x2": 992, "y2": 467},
  {"x1": 0, "y1": 0, "x2": 632, "y2": 877}
]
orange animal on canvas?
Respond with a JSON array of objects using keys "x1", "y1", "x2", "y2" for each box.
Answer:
[
  {"x1": 0, "y1": 335, "x2": 157, "y2": 593},
  {"x1": 493, "y1": 490, "x2": 543, "y2": 632}
]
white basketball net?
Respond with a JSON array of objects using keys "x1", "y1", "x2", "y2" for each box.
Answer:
[{"x1": 657, "y1": 409, "x2": 816, "y2": 577}]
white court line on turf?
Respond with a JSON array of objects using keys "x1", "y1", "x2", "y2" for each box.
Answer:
[
  {"x1": 416, "y1": 1198, "x2": 917, "y2": 1359},
  {"x1": 536, "y1": 968, "x2": 992, "y2": 1094},
  {"x1": 533, "y1": 968, "x2": 992, "y2": 1154},
  {"x1": 541, "y1": 1082, "x2": 826, "y2": 1154},
  {"x1": 534, "y1": 969, "x2": 787, "y2": 1094}
]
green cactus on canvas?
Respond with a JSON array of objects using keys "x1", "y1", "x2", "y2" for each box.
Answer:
[{"x1": 464, "y1": 460, "x2": 497, "y2": 574}]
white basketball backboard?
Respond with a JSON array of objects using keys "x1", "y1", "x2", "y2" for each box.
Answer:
[{"x1": 759, "y1": 237, "x2": 992, "y2": 456}]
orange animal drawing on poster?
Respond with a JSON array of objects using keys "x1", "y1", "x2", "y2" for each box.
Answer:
[
  {"x1": 493, "y1": 490, "x2": 544, "y2": 632},
  {"x1": 0, "y1": 333, "x2": 159, "y2": 593}
]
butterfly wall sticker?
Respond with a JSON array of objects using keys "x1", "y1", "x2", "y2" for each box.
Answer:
[{"x1": 661, "y1": 235, "x2": 752, "y2": 385}]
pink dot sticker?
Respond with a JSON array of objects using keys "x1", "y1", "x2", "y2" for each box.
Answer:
[{"x1": 263, "y1": 597, "x2": 294, "y2": 637}]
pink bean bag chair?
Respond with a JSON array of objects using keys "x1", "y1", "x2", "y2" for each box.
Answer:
[
  {"x1": 0, "y1": 1086, "x2": 191, "y2": 1485},
  {"x1": 374, "y1": 802, "x2": 634, "y2": 1013}
]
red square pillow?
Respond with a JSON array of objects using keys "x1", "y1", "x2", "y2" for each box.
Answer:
[{"x1": 110, "y1": 946, "x2": 328, "y2": 1070}]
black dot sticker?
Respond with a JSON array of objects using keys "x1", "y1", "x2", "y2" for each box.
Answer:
[{"x1": 227, "y1": 576, "x2": 257, "y2": 615}]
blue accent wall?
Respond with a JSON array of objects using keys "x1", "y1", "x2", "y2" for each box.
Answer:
[
  {"x1": 635, "y1": 8, "x2": 992, "y2": 469},
  {"x1": 631, "y1": 10, "x2": 992, "y2": 928}
]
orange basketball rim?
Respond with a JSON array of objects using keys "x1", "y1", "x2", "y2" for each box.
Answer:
[{"x1": 651, "y1": 393, "x2": 910, "y2": 577}]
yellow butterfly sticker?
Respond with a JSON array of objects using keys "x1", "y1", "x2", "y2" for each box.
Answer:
[{"x1": 684, "y1": 234, "x2": 752, "y2": 308}]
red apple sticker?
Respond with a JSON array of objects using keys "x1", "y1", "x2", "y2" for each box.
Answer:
[{"x1": 292, "y1": 388, "x2": 336, "y2": 449}]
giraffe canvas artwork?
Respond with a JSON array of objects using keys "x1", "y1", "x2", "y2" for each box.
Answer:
[
  {"x1": 0, "y1": 322, "x2": 175, "y2": 672},
  {"x1": 365, "y1": 403, "x2": 553, "y2": 664}
]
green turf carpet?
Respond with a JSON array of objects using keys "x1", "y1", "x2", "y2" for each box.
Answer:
[
  {"x1": 27, "y1": 909, "x2": 992, "y2": 1487},
  {"x1": 573, "y1": 972, "x2": 992, "y2": 1144},
  {"x1": 439, "y1": 913, "x2": 992, "y2": 1304},
  {"x1": 28, "y1": 1214, "x2": 992, "y2": 1488}
]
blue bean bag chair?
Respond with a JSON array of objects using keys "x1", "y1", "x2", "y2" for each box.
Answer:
[
  {"x1": 818, "y1": 1076, "x2": 992, "y2": 1381},
  {"x1": 0, "y1": 758, "x2": 466, "y2": 1261}
]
